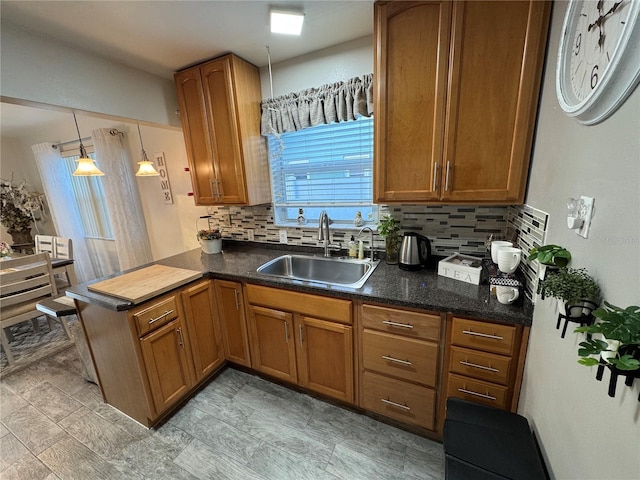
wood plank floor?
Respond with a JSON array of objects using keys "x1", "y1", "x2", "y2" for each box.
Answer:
[{"x1": 0, "y1": 347, "x2": 445, "y2": 479}]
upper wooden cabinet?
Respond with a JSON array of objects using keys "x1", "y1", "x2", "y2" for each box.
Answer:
[
  {"x1": 374, "y1": 1, "x2": 551, "y2": 204},
  {"x1": 174, "y1": 54, "x2": 271, "y2": 206}
]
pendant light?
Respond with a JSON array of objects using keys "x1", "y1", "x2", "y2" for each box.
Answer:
[
  {"x1": 72, "y1": 112, "x2": 104, "y2": 176},
  {"x1": 134, "y1": 122, "x2": 160, "y2": 177}
]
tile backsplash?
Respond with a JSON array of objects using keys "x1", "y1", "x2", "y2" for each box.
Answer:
[{"x1": 204, "y1": 203, "x2": 548, "y2": 300}]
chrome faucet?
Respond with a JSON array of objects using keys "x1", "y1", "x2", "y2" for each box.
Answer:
[
  {"x1": 358, "y1": 226, "x2": 376, "y2": 262},
  {"x1": 318, "y1": 210, "x2": 333, "y2": 257}
]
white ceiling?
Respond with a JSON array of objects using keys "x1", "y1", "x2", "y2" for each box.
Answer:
[
  {"x1": 1, "y1": 1, "x2": 374, "y2": 136},
  {"x1": 1, "y1": 0, "x2": 374, "y2": 78}
]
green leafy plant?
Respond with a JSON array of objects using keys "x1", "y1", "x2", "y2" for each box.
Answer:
[
  {"x1": 537, "y1": 267, "x2": 600, "y2": 305},
  {"x1": 527, "y1": 244, "x2": 571, "y2": 268},
  {"x1": 377, "y1": 215, "x2": 400, "y2": 238},
  {"x1": 575, "y1": 302, "x2": 640, "y2": 371}
]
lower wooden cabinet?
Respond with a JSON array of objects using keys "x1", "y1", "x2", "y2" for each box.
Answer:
[
  {"x1": 214, "y1": 280, "x2": 251, "y2": 367},
  {"x1": 140, "y1": 318, "x2": 194, "y2": 413},
  {"x1": 246, "y1": 284, "x2": 354, "y2": 404},
  {"x1": 182, "y1": 280, "x2": 224, "y2": 382},
  {"x1": 77, "y1": 279, "x2": 225, "y2": 427}
]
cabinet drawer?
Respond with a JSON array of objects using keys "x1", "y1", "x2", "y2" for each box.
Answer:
[
  {"x1": 133, "y1": 296, "x2": 179, "y2": 337},
  {"x1": 451, "y1": 317, "x2": 516, "y2": 356},
  {"x1": 246, "y1": 284, "x2": 352, "y2": 324},
  {"x1": 362, "y1": 371, "x2": 436, "y2": 430},
  {"x1": 447, "y1": 373, "x2": 509, "y2": 409},
  {"x1": 362, "y1": 329, "x2": 438, "y2": 387},
  {"x1": 449, "y1": 346, "x2": 512, "y2": 386},
  {"x1": 362, "y1": 304, "x2": 440, "y2": 341}
]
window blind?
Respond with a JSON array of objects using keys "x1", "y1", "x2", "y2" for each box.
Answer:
[{"x1": 268, "y1": 117, "x2": 376, "y2": 226}]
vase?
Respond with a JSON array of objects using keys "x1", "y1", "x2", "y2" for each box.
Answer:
[
  {"x1": 199, "y1": 238, "x2": 222, "y2": 254},
  {"x1": 385, "y1": 234, "x2": 399, "y2": 264},
  {"x1": 8, "y1": 228, "x2": 33, "y2": 245}
]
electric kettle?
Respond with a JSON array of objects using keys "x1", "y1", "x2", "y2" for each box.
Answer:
[{"x1": 399, "y1": 232, "x2": 431, "y2": 271}]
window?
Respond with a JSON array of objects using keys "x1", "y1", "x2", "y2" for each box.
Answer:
[
  {"x1": 267, "y1": 116, "x2": 377, "y2": 227},
  {"x1": 63, "y1": 153, "x2": 114, "y2": 240}
]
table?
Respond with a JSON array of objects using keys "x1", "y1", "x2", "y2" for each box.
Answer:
[{"x1": 10, "y1": 242, "x2": 35, "y2": 254}]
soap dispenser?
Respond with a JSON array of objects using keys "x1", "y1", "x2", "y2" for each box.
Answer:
[{"x1": 348, "y1": 236, "x2": 357, "y2": 257}]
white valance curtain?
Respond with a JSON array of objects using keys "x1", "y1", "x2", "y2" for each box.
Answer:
[
  {"x1": 31, "y1": 143, "x2": 98, "y2": 283},
  {"x1": 91, "y1": 128, "x2": 152, "y2": 271},
  {"x1": 261, "y1": 74, "x2": 374, "y2": 135}
]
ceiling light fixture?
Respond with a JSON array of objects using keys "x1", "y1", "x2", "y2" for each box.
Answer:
[
  {"x1": 134, "y1": 122, "x2": 160, "y2": 177},
  {"x1": 72, "y1": 112, "x2": 105, "y2": 176},
  {"x1": 270, "y1": 9, "x2": 304, "y2": 35}
]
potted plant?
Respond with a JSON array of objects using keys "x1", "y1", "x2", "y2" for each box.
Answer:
[
  {"x1": 377, "y1": 214, "x2": 400, "y2": 264},
  {"x1": 527, "y1": 244, "x2": 571, "y2": 268},
  {"x1": 575, "y1": 303, "x2": 640, "y2": 372},
  {"x1": 537, "y1": 267, "x2": 600, "y2": 318},
  {"x1": 0, "y1": 175, "x2": 46, "y2": 244},
  {"x1": 197, "y1": 227, "x2": 222, "y2": 254}
]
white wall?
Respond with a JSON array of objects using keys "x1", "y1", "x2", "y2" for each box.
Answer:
[
  {"x1": 2, "y1": 113, "x2": 206, "y2": 259},
  {"x1": 519, "y1": 2, "x2": 640, "y2": 479},
  {"x1": 0, "y1": 23, "x2": 180, "y2": 128},
  {"x1": 260, "y1": 35, "x2": 373, "y2": 97}
]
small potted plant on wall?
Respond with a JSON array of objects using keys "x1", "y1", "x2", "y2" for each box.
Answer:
[
  {"x1": 527, "y1": 244, "x2": 571, "y2": 279},
  {"x1": 377, "y1": 214, "x2": 401, "y2": 264},
  {"x1": 197, "y1": 227, "x2": 222, "y2": 254},
  {"x1": 537, "y1": 267, "x2": 600, "y2": 318},
  {"x1": 575, "y1": 303, "x2": 640, "y2": 371}
]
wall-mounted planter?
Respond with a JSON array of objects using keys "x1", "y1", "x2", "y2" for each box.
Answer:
[
  {"x1": 595, "y1": 362, "x2": 640, "y2": 401},
  {"x1": 556, "y1": 299, "x2": 597, "y2": 338}
]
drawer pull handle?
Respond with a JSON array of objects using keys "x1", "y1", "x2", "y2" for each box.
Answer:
[
  {"x1": 382, "y1": 320, "x2": 414, "y2": 329},
  {"x1": 381, "y1": 398, "x2": 411, "y2": 411},
  {"x1": 460, "y1": 360, "x2": 499, "y2": 372},
  {"x1": 149, "y1": 310, "x2": 174, "y2": 325},
  {"x1": 458, "y1": 388, "x2": 497, "y2": 401},
  {"x1": 382, "y1": 355, "x2": 412, "y2": 366},
  {"x1": 462, "y1": 329, "x2": 503, "y2": 341}
]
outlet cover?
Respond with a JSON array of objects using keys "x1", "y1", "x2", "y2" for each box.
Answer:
[
  {"x1": 576, "y1": 196, "x2": 595, "y2": 239},
  {"x1": 247, "y1": 229, "x2": 254, "y2": 241},
  {"x1": 222, "y1": 214, "x2": 231, "y2": 226},
  {"x1": 279, "y1": 229, "x2": 288, "y2": 244}
]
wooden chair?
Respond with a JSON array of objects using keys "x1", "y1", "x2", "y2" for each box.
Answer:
[
  {"x1": 35, "y1": 235, "x2": 55, "y2": 256},
  {"x1": 52, "y1": 237, "x2": 76, "y2": 288},
  {"x1": 0, "y1": 253, "x2": 61, "y2": 366}
]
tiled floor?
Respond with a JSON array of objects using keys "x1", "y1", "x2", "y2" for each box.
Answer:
[{"x1": 0, "y1": 347, "x2": 445, "y2": 479}]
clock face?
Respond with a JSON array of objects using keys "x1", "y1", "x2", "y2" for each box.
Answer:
[{"x1": 556, "y1": 0, "x2": 640, "y2": 124}]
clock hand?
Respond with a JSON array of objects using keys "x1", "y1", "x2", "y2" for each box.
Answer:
[{"x1": 588, "y1": 0, "x2": 624, "y2": 31}]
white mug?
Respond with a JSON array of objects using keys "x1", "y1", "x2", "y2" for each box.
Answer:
[
  {"x1": 497, "y1": 247, "x2": 521, "y2": 274},
  {"x1": 491, "y1": 241, "x2": 513, "y2": 264},
  {"x1": 496, "y1": 286, "x2": 520, "y2": 304}
]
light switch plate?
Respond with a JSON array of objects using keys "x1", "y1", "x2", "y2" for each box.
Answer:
[
  {"x1": 576, "y1": 196, "x2": 595, "y2": 238},
  {"x1": 279, "y1": 229, "x2": 288, "y2": 244}
]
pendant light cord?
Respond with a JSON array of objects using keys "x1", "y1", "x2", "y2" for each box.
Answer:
[
  {"x1": 266, "y1": 45, "x2": 274, "y2": 99},
  {"x1": 73, "y1": 111, "x2": 89, "y2": 158},
  {"x1": 137, "y1": 122, "x2": 149, "y2": 161}
]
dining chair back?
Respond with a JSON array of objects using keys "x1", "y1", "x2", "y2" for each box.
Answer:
[
  {"x1": 35, "y1": 235, "x2": 55, "y2": 256},
  {"x1": 53, "y1": 237, "x2": 73, "y2": 260},
  {"x1": 0, "y1": 253, "x2": 59, "y2": 366}
]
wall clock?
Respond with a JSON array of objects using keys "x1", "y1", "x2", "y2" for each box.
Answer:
[{"x1": 556, "y1": 0, "x2": 640, "y2": 125}]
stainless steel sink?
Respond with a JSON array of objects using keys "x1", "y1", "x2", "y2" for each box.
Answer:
[{"x1": 256, "y1": 254, "x2": 380, "y2": 289}]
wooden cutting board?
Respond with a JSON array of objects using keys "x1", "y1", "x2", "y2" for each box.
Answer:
[{"x1": 87, "y1": 264, "x2": 202, "y2": 303}]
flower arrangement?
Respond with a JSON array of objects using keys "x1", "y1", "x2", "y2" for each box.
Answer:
[
  {"x1": 0, "y1": 175, "x2": 46, "y2": 233},
  {"x1": 197, "y1": 228, "x2": 222, "y2": 240},
  {"x1": 0, "y1": 241, "x2": 12, "y2": 258}
]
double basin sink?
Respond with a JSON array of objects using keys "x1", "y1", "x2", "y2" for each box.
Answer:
[{"x1": 257, "y1": 254, "x2": 380, "y2": 289}]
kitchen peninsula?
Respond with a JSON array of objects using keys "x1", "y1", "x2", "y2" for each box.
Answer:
[{"x1": 68, "y1": 243, "x2": 533, "y2": 436}]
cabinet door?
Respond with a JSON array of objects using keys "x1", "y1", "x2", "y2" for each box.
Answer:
[
  {"x1": 374, "y1": 1, "x2": 452, "y2": 202},
  {"x1": 441, "y1": 1, "x2": 550, "y2": 202},
  {"x1": 181, "y1": 280, "x2": 224, "y2": 382},
  {"x1": 248, "y1": 305, "x2": 297, "y2": 383},
  {"x1": 174, "y1": 68, "x2": 217, "y2": 205},
  {"x1": 140, "y1": 319, "x2": 194, "y2": 414},
  {"x1": 295, "y1": 316, "x2": 354, "y2": 403},
  {"x1": 201, "y1": 57, "x2": 248, "y2": 205},
  {"x1": 215, "y1": 280, "x2": 251, "y2": 367}
]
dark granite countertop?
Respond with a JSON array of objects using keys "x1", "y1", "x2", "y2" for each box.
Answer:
[{"x1": 67, "y1": 242, "x2": 534, "y2": 326}]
